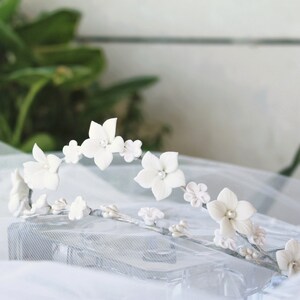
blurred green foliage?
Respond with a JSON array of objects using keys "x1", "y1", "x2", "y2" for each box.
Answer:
[{"x1": 0, "y1": 0, "x2": 170, "y2": 152}]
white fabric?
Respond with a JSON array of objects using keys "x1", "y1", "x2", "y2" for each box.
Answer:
[
  {"x1": 0, "y1": 261, "x2": 220, "y2": 300},
  {"x1": 1, "y1": 142, "x2": 300, "y2": 299}
]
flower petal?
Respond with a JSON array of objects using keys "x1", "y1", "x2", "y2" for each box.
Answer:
[
  {"x1": 89, "y1": 121, "x2": 107, "y2": 140},
  {"x1": 198, "y1": 183, "x2": 208, "y2": 192},
  {"x1": 103, "y1": 118, "x2": 117, "y2": 143},
  {"x1": 151, "y1": 178, "x2": 172, "y2": 201},
  {"x1": 220, "y1": 217, "x2": 235, "y2": 237},
  {"x1": 235, "y1": 201, "x2": 256, "y2": 221},
  {"x1": 133, "y1": 140, "x2": 142, "y2": 156},
  {"x1": 142, "y1": 152, "x2": 161, "y2": 171},
  {"x1": 94, "y1": 149, "x2": 113, "y2": 170},
  {"x1": 23, "y1": 162, "x2": 45, "y2": 189},
  {"x1": 47, "y1": 154, "x2": 61, "y2": 173},
  {"x1": 164, "y1": 169, "x2": 185, "y2": 188},
  {"x1": 207, "y1": 200, "x2": 226, "y2": 222},
  {"x1": 32, "y1": 144, "x2": 46, "y2": 163},
  {"x1": 81, "y1": 138, "x2": 100, "y2": 158},
  {"x1": 160, "y1": 152, "x2": 179, "y2": 173},
  {"x1": 109, "y1": 136, "x2": 124, "y2": 153},
  {"x1": 134, "y1": 169, "x2": 157, "y2": 188},
  {"x1": 217, "y1": 188, "x2": 238, "y2": 210},
  {"x1": 186, "y1": 182, "x2": 198, "y2": 193},
  {"x1": 285, "y1": 239, "x2": 300, "y2": 256},
  {"x1": 276, "y1": 250, "x2": 292, "y2": 271},
  {"x1": 43, "y1": 172, "x2": 59, "y2": 190},
  {"x1": 231, "y1": 219, "x2": 253, "y2": 235}
]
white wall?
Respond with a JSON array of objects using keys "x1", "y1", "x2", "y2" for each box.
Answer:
[{"x1": 21, "y1": 0, "x2": 300, "y2": 173}]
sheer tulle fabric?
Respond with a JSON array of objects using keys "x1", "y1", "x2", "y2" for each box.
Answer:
[{"x1": 1, "y1": 141, "x2": 300, "y2": 299}]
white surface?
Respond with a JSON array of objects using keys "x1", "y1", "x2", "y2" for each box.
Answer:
[
  {"x1": 21, "y1": 0, "x2": 300, "y2": 38},
  {"x1": 1, "y1": 145, "x2": 300, "y2": 299},
  {"x1": 20, "y1": 1, "x2": 300, "y2": 173}
]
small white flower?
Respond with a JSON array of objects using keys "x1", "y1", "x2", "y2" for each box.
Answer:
[
  {"x1": 51, "y1": 198, "x2": 68, "y2": 215},
  {"x1": 213, "y1": 229, "x2": 236, "y2": 251},
  {"x1": 138, "y1": 207, "x2": 164, "y2": 225},
  {"x1": 23, "y1": 144, "x2": 61, "y2": 190},
  {"x1": 81, "y1": 119, "x2": 124, "y2": 170},
  {"x1": 169, "y1": 220, "x2": 188, "y2": 238},
  {"x1": 134, "y1": 151, "x2": 185, "y2": 201},
  {"x1": 63, "y1": 140, "x2": 82, "y2": 164},
  {"x1": 120, "y1": 140, "x2": 142, "y2": 163},
  {"x1": 248, "y1": 224, "x2": 266, "y2": 246},
  {"x1": 100, "y1": 204, "x2": 120, "y2": 219},
  {"x1": 24, "y1": 194, "x2": 51, "y2": 216},
  {"x1": 207, "y1": 188, "x2": 256, "y2": 238},
  {"x1": 9, "y1": 170, "x2": 30, "y2": 217},
  {"x1": 183, "y1": 182, "x2": 210, "y2": 207},
  {"x1": 68, "y1": 196, "x2": 91, "y2": 221},
  {"x1": 276, "y1": 239, "x2": 300, "y2": 277}
]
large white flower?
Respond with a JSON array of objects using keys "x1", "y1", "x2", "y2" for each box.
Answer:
[
  {"x1": 276, "y1": 239, "x2": 300, "y2": 277},
  {"x1": 138, "y1": 207, "x2": 164, "y2": 225},
  {"x1": 183, "y1": 182, "x2": 210, "y2": 207},
  {"x1": 120, "y1": 139, "x2": 142, "y2": 163},
  {"x1": 134, "y1": 151, "x2": 185, "y2": 201},
  {"x1": 8, "y1": 170, "x2": 30, "y2": 217},
  {"x1": 68, "y1": 196, "x2": 91, "y2": 221},
  {"x1": 23, "y1": 144, "x2": 61, "y2": 190},
  {"x1": 207, "y1": 188, "x2": 256, "y2": 237},
  {"x1": 81, "y1": 119, "x2": 124, "y2": 170},
  {"x1": 63, "y1": 140, "x2": 82, "y2": 164}
]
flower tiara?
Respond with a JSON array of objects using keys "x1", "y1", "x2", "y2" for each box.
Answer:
[{"x1": 8, "y1": 117, "x2": 300, "y2": 278}]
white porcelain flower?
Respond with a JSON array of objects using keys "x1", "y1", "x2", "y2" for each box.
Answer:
[
  {"x1": 51, "y1": 198, "x2": 68, "y2": 215},
  {"x1": 169, "y1": 220, "x2": 188, "y2": 237},
  {"x1": 68, "y1": 196, "x2": 91, "y2": 221},
  {"x1": 183, "y1": 182, "x2": 210, "y2": 207},
  {"x1": 138, "y1": 207, "x2": 164, "y2": 225},
  {"x1": 81, "y1": 119, "x2": 124, "y2": 170},
  {"x1": 248, "y1": 224, "x2": 266, "y2": 246},
  {"x1": 134, "y1": 151, "x2": 185, "y2": 201},
  {"x1": 213, "y1": 229, "x2": 236, "y2": 251},
  {"x1": 63, "y1": 140, "x2": 82, "y2": 164},
  {"x1": 23, "y1": 144, "x2": 61, "y2": 190},
  {"x1": 207, "y1": 188, "x2": 256, "y2": 237},
  {"x1": 120, "y1": 139, "x2": 142, "y2": 163},
  {"x1": 8, "y1": 170, "x2": 30, "y2": 217},
  {"x1": 24, "y1": 194, "x2": 51, "y2": 215},
  {"x1": 100, "y1": 204, "x2": 120, "y2": 219},
  {"x1": 276, "y1": 239, "x2": 300, "y2": 277}
]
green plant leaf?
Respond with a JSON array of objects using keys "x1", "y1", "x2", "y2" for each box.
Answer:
[
  {"x1": 36, "y1": 46, "x2": 105, "y2": 87},
  {"x1": 0, "y1": 19, "x2": 25, "y2": 51},
  {"x1": 7, "y1": 67, "x2": 55, "y2": 85},
  {"x1": 20, "y1": 133, "x2": 56, "y2": 152},
  {"x1": 90, "y1": 76, "x2": 158, "y2": 109},
  {"x1": 0, "y1": 0, "x2": 20, "y2": 22},
  {"x1": 279, "y1": 145, "x2": 300, "y2": 177},
  {"x1": 15, "y1": 9, "x2": 81, "y2": 46},
  {"x1": 7, "y1": 65, "x2": 92, "y2": 86}
]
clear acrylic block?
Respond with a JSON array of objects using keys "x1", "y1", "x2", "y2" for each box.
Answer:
[{"x1": 8, "y1": 215, "x2": 283, "y2": 298}]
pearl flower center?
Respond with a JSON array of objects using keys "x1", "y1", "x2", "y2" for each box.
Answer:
[
  {"x1": 292, "y1": 261, "x2": 298, "y2": 269},
  {"x1": 226, "y1": 210, "x2": 236, "y2": 219},
  {"x1": 99, "y1": 139, "x2": 108, "y2": 147},
  {"x1": 158, "y1": 170, "x2": 166, "y2": 179},
  {"x1": 43, "y1": 163, "x2": 49, "y2": 169}
]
